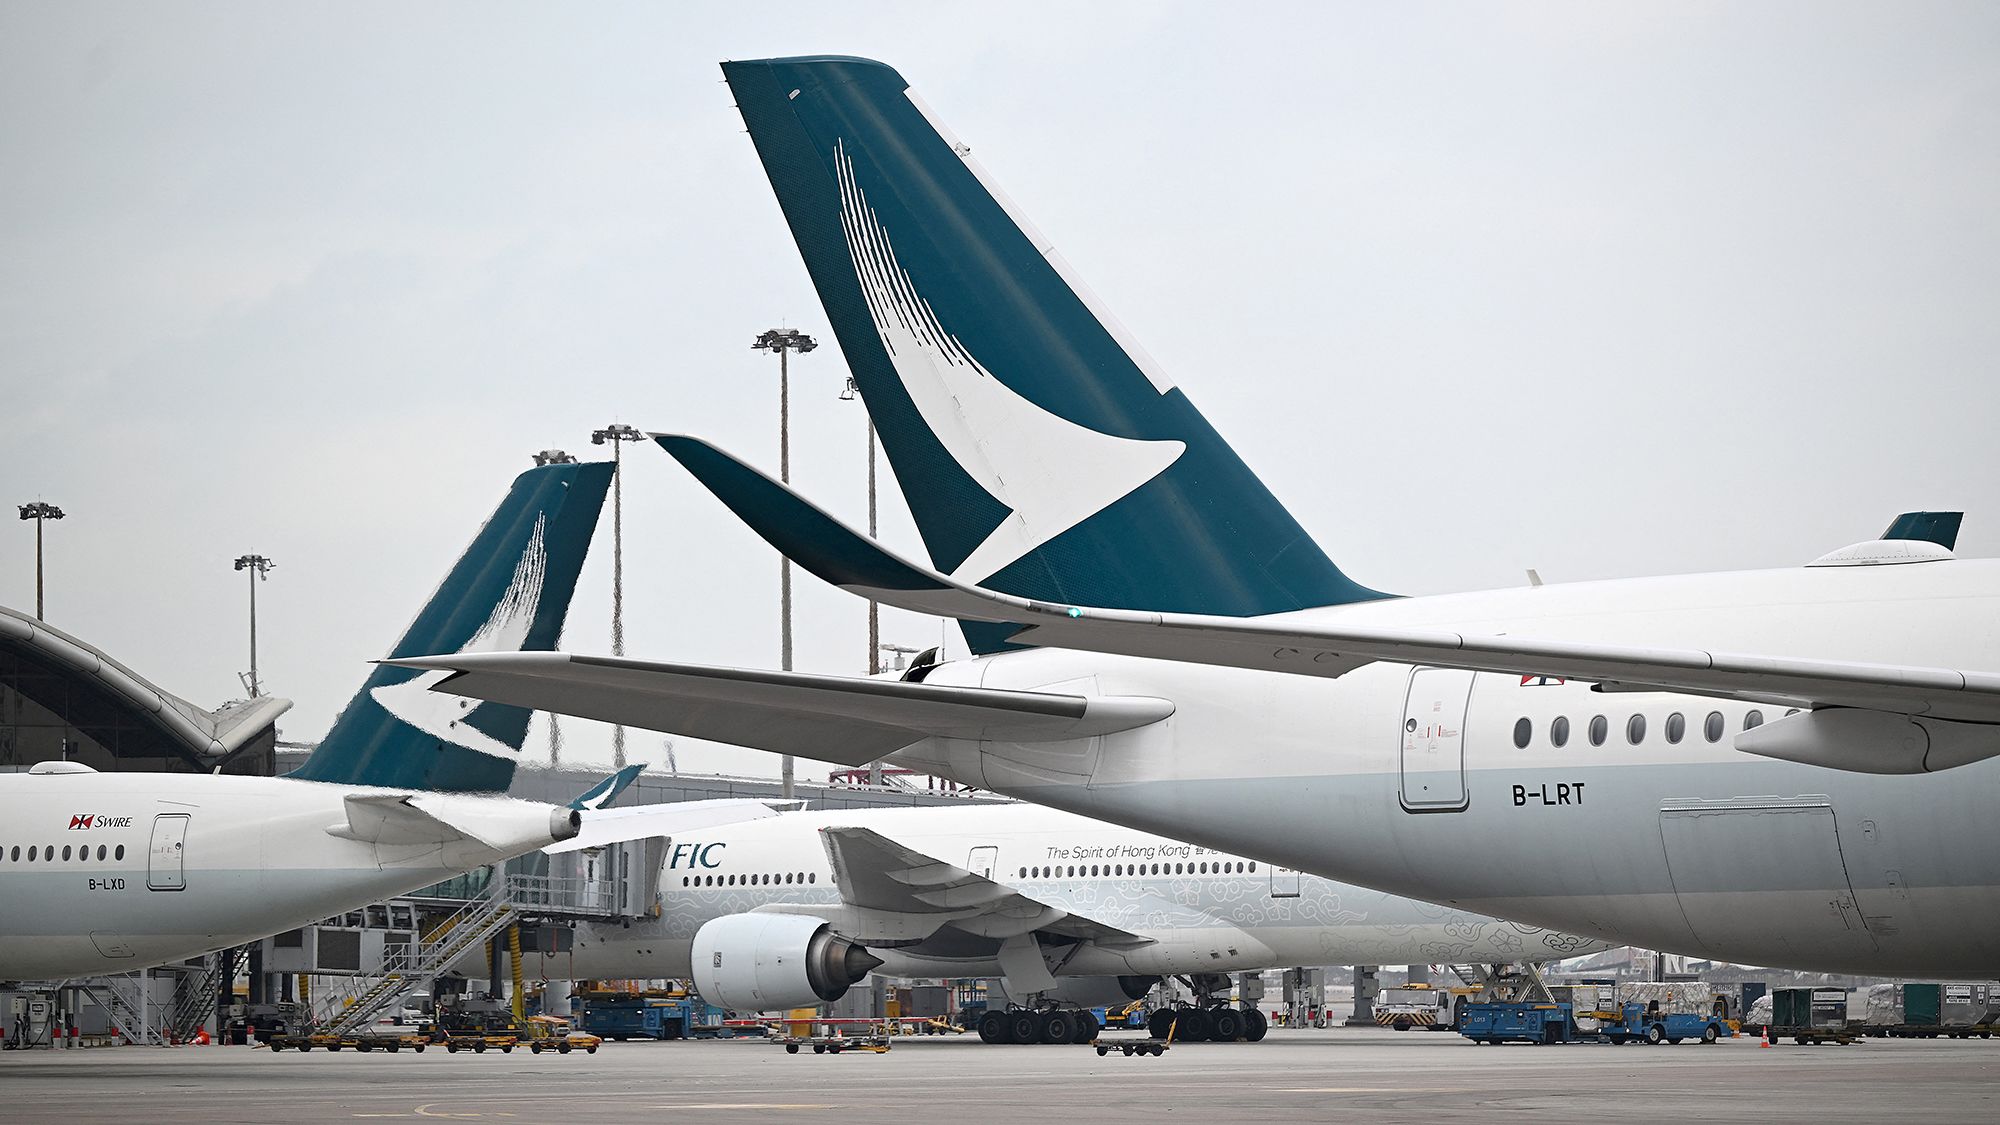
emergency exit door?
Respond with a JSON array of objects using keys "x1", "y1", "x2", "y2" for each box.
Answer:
[
  {"x1": 1400, "y1": 667, "x2": 1473, "y2": 811},
  {"x1": 148, "y1": 813, "x2": 189, "y2": 891}
]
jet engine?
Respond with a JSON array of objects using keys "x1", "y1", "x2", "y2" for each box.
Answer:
[{"x1": 690, "y1": 913, "x2": 883, "y2": 1012}]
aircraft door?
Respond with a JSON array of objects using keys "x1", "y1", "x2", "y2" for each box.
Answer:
[
  {"x1": 1400, "y1": 668, "x2": 1473, "y2": 811},
  {"x1": 967, "y1": 846, "x2": 998, "y2": 880},
  {"x1": 1269, "y1": 865, "x2": 1301, "y2": 898},
  {"x1": 148, "y1": 813, "x2": 190, "y2": 892}
]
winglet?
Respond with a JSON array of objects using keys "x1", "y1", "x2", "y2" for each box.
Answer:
[{"x1": 1881, "y1": 511, "x2": 1963, "y2": 550}]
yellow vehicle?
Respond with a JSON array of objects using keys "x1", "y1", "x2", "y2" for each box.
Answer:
[{"x1": 524, "y1": 1015, "x2": 602, "y2": 1055}]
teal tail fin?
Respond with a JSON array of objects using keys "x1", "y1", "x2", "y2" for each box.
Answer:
[
  {"x1": 289, "y1": 461, "x2": 614, "y2": 791},
  {"x1": 721, "y1": 57, "x2": 1388, "y2": 653}
]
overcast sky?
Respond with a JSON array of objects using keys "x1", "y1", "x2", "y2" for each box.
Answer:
[{"x1": 4, "y1": 2, "x2": 1996, "y2": 781}]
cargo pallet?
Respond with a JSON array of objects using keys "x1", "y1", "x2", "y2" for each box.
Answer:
[{"x1": 266, "y1": 1032, "x2": 431, "y2": 1053}]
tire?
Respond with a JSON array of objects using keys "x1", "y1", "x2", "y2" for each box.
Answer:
[
  {"x1": 978, "y1": 1010, "x2": 1009, "y2": 1045},
  {"x1": 414, "y1": 1045, "x2": 425, "y2": 1053},
  {"x1": 473, "y1": 1042, "x2": 487, "y2": 1053},
  {"x1": 1702, "y1": 1026, "x2": 1718, "y2": 1044},
  {"x1": 500, "y1": 1045, "x2": 513, "y2": 1054},
  {"x1": 446, "y1": 1044, "x2": 458, "y2": 1053},
  {"x1": 1244, "y1": 1009, "x2": 1269, "y2": 1043},
  {"x1": 1096, "y1": 1045, "x2": 1109, "y2": 1057},
  {"x1": 786, "y1": 1043, "x2": 800, "y2": 1054},
  {"x1": 1645, "y1": 1025, "x2": 1665, "y2": 1045},
  {"x1": 812, "y1": 1044, "x2": 825, "y2": 1054},
  {"x1": 558, "y1": 1043, "x2": 571, "y2": 1054},
  {"x1": 1008, "y1": 1012, "x2": 1040, "y2": 1045},
  {"x1": 1148, "y1": 1010, "x2": 1175, "y2": 1040},
  {"x1": 1072, "y1": 1011, "x2": 1100, "y2": 1045},
  {"x1": 1209, "y1": 1008, "x2": 1244, "y2": 1042},
  {"x1": 1040, "y1": 1010, "x2": 1074, "y2": 1045},
  {"x1": 1668, "y1": 1038, "x2": 1682, "y2": 1045},
  {"x1": 1176, "y1": 1008, "x2": 1211, "y2": 1043},
  {"x1": 587, "y1": 1046, "x2": 597, "y2": 1054}
]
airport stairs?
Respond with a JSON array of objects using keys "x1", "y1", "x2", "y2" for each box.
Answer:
[
  {"x1": 166, "y1": 946, "x2": 251, "y2": 1042},
  {"x1": 315, "y1": 887, "x2": 518, "y2": 1036},
  {"x1": 78, "y1": 973, "x2": 162, "y2": 1047}
]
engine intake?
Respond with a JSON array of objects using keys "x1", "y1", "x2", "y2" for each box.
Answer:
[{"x1": 690, "y1": 913, "x2": 883, "y2": 1012}]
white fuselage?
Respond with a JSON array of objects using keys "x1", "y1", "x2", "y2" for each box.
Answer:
[
  {"x1": 559, "y1": 804, "x2": 1608, "y2": 983},
  {"x1": 0, "y1": 771, "x2": 561, "y2": 981},
  {"x1": 884, "y1": 557, "x2": 2000, "y2": 976}
]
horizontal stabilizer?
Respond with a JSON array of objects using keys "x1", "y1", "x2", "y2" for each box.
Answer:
[
  {"x1": 332, "y1": 792, "x2": 580, "y2": 850},
  {"x1": 548, "y1": 797, "x2": 792, "y2": 855},
  {"x1": 384, "y1": 652, "x2": 1174, "y2": 768},
  {"x1": 661, "y1": 435, "x2": 2000, "y2": 771}
]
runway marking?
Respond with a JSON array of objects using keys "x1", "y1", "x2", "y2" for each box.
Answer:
[
  {"x1": 648, "y1": 1096, "x2": 836, "y2": 1104},
  {"x1": 413, "y1": 1107, "x2": 515, "y2": 1119}
]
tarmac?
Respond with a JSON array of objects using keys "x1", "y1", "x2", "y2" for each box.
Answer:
[{"x1": 3, "y1": 1025, "x2": 1998, "y2": 1123}]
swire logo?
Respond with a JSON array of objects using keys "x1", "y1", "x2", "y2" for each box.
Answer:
[{"x1": 67, "y1": 814, "x2": 135, "y2": 831}]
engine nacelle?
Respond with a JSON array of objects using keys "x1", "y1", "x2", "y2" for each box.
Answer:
[{"x1": 690, "y1": 913, "x2": 883, "y2": 1012}]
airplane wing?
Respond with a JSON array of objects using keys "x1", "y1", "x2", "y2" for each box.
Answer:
[
  {"x1": 547, "y1": 797, "x2": 795, "y2": 855},
  {"x1": 656, "y1": 433, "x2": 2000, "y2": 774},
  {"x1": 819, "y1": 825, "x2": 1151, "y2": 948},
  {"x1": 381, "y1": 652, "x2": 1174, "y2": 768}
]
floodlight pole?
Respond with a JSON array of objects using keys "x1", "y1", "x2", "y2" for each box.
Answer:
[
  {"x1": 233, "y1": 554, "x2": 274, "y2": 697},
  {"x1": 754, "y1": 328, "x2": 818, "y2": 800},
  {"x1": 17, "y1": 501, "x2": 64, "y2": 622},
  {"x1": 591, "y1": 426, "x2": 646, "y2": 769}
]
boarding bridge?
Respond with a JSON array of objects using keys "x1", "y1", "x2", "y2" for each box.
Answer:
[{"x1": 301, "y1": 839, "x2": 660, "y2": 1035}]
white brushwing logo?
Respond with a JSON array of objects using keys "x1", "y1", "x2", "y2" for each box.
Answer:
[
  {"x1": 835, "y1": 142, "x2": 1185, "y2": 583},
  {"x1": 370, "y1": 513, "x2": 548, "y2": 759}
]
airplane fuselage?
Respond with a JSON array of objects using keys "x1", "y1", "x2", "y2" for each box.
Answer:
[
  {"x1": 561, "y1": 804, "x2": 1608, "y2": 983},
  {"x1": 889, "y1": 557, "x2": 2000, "y2": 976},
  {"x1": 0, "y1": 770, "x2": 563, "y2": 981}
]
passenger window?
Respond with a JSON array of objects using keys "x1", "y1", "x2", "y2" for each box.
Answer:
[
  {"x1": 1513, "y1": 717, "x2": 1532, "y2": 750},
  {"x1": 1550, "y1": 716, "x2": 1570, "y2": 748},
  {"x1": 1744, "y1": 710, "x2": 1764, "y2": 730},
  {"x1": 96, "y1": 845, "x2": 106, "y2": 861},
  {"x1": 1665, "y1": 713, "x2": 1685, "y2": 744},
  {"x1": 808, "y1": 873, "x2": 816, "y2": 884},
  {"x1": 1248, "y1": 862, "x2": 1257, "y2": 873},
  {"x1": 62, "y1": 846, "x2": 71, "y2": 861},
  {"x1": 1627, "y1": 714, "x2": 1646, "y2": 745},
  {"x1": 115, "y1": 845, "x2": 125, "y2": 861},
  {"x1": 1588, "y1": 715, "x2": 1608, "y2": 747},
  {"x1": 1704, "y1": 712, "x2": 1724, "y2": 743},
  {"x1": 28, "y1": 847, "x2": 37, "y2": 861}
]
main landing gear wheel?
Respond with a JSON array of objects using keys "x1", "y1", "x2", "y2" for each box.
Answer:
[
  {"x1": 1243, "y1": 1008, "x2": 1269, "y2": 1042},
  {"x1": 1209, "y1": 1008, "x2": 1244, "y2": 1042},
  {"x1": 1039, "y1": 1010, "x2": 1075, "y2": 1044},
  {"x1": 1176, "y1": 1008, "x2": 1212, "y2": 1043},
  {"x1": 1072, "y1": 1010, "x2": 1101, "y2": 1044},
  {"x1": 977, "y1": 1010, "x2": 1009, "y2": 1045},
  {"x1": 1148, "y1": 1010, "x2": 1176, "y2": 1040},
  {"x1": 1008, "y1": 1011, "x2": 1040, "y2": 1045}
]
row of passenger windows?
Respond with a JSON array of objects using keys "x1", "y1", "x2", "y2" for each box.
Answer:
[
  {"x1": 1511, "y1": 708, "x2": 1801, "y2": 750},
  {"x1": 1020, "y1": 860, "x2": 1255, "y2": 879},
  {"x1": 2, "y1": 844, "x2": 126, "y2": 863},
  {"x1": 680, "y1": 872, "x2": 817, "y2": 888}
]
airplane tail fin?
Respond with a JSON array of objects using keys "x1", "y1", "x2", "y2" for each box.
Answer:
[
  {"x1": 722, "y1": 56, "x2": 1387, "y2": 653},
  {"x1": 289, "y1": 461, "x2": 614, "y2": 792}
]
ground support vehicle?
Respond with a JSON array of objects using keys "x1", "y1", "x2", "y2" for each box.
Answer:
[
  {"x1": 523, "y1": 1015, "x2": 601, "y2": 1055},
  {"x1": 1457, "y1": 1003, "x2": 1577, "y2": 1045},
  {"x1": 1094, "y1": 1033, "x2": 1168, "y2": 1057},
  {"x1": 266, "y1": 1031, "x2": 432, "y2": 1053},
  {"x1": 1375, "y1": 984, "x2": 1459, "y2": 1031},
  {"x1": 443, "y1": 1032, "x2": 520, "y2": 1053},
  {"x1": 580, "y1": 993, "x2": 699, "y2": 1041},
  {"x1": 1597, "y1": 1003, "x2": 1732, "y2": 1045}
]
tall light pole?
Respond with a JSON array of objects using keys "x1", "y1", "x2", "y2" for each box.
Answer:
[
  {"x1": 232, "y1": 554, "x2": 275, "y2": 697},
  {"x1": 17, "y1": 501, "x2": 64, "y2": 621},
  {"x1": 591, "y1": 425, "x2": 646, "y2": 769},
  {"x1": 839, "y1": 377, "x2": 881, "y2": 677},
  {"x1": 754, "y1": 327, "x2": 817, "y2": 799}
]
